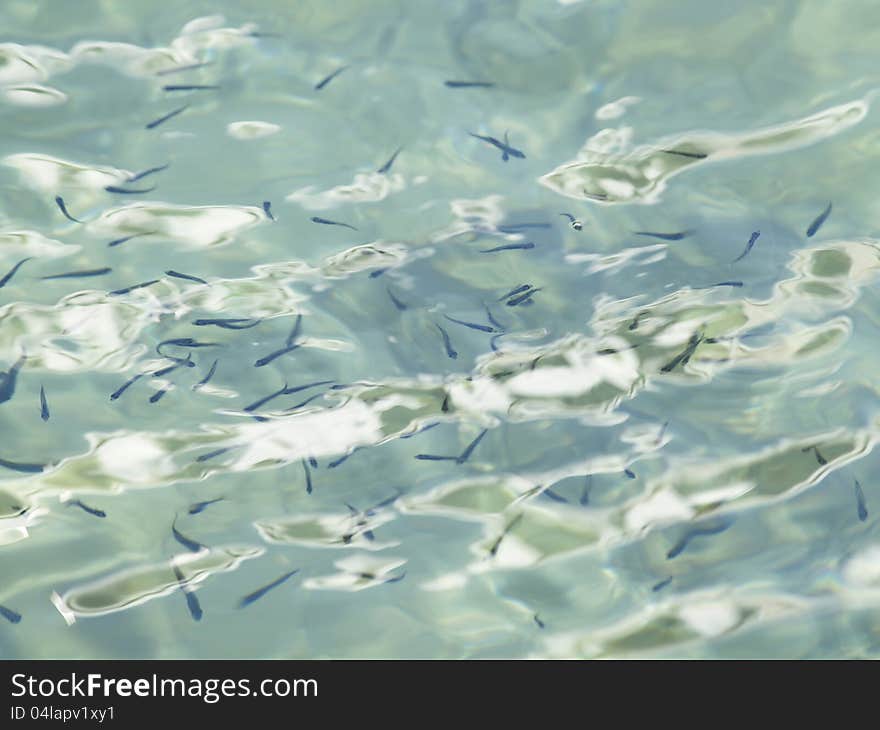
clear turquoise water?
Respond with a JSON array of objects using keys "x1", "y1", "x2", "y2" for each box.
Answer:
[{"x1": 2, "y1": 1, "x2": 880, "y2": 658}]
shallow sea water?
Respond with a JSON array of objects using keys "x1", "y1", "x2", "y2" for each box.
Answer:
[{"x1": 1, "y1": 0, "x2": 880, "y2": 659}]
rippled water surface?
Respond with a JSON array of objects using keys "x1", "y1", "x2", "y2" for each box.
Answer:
[{"x1": 2, "y1": 1, "x2": 880, "y2": 659}]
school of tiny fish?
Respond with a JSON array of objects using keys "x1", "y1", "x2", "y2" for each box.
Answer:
[{"x1": 1, "y1": 2, "x2": 880, "y2": 659}]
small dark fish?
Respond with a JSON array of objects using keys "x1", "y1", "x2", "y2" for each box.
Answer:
[
  {"x1": 597, "y1": 346, "x2": 639, "y2": 356},
  {"x1": 285, "y1": 314, "x2": 303, "y2": 347},
  {"x1": 244, "y1": 384, "x2": 289, "y2": 413},
  {"x1": 501, "y1": 131, "x2": 512, "y2": 163},
  {"x1": 109, "y1": 279, "x2": 160, "y2": 296},
  {"x1": 0, "y1": 457, "x2": 44, "y2": 473},
  {"x1": 41, "y1": 268, "x2": 112, "y2": 280},
  {"x1": 181, "y1": 583, "x2": 202, "y2": 621},
  {"x1": 579, "y1": 475, "x2": 592, "y2": 506},
  {"x1": 414, "y1": 453, "x2": 459, "y2": 462},
  {"x1": 156, "y1": 338, "x2": 219, "y2": 357},
  {"x1": 661, "y1": 149, "x2": 708, "y2": 159},
  {"x1": 303, "y1": 459, "x2": 313, "y2": 495},
  {"x1": 193, "y1": 318, "x2": 261, "y2": 330},
  {"x1": 238, "y1": 569, "x2": 299, "y2": 608},
  {"x1": 145, "y1": 104, "x2": 189, "y2": 129},
  {"x1": 253, "y1": 378, "x2": 332, "y2": 412},
  {"x1": 581, "y1": 190, "x2": 609, "y2": 201},
  {"x1": 445, "y1": 80, "x2": 495, "y2": 88},
  {"x1": 484, "y1": 304, "x2": 504, "y2": 332},
  {"x1": 855, "y1": 479, "x2": 868, "y2": 522},
  {"x1": 0, "y1": 605, "x2": 21, "y2": 624},
  {"x1": 149, "y1": 385, "x2": 170, "y2": 404},
  {"x1": 156, "y1": 62, "x2": 212, "y2": 76},
  {"x1": 377, "y1": 147, "x2": 403, "y2": 174},
  {"x1": 624, "y1": 468, "x2": 636, "y2": 479},
  {"x1": 172, "y1": 518, "x2": 205, "y2": 552},
  {"x1": 386, "y1": 288, "x2": 407, "y2": 312},
  {"x1": 110, "y1": 372, "x2": 144, "y2": 401},
  {"x1": 67, "y1": 499, "x2": 105, "y2": 518},
  {"x1": 39, "y1": 385, "x2": 49, "y2": 421},
  {"x1": 127, "y1": 164, "x2": 170, "y2": 183},
  {"x1": 628, "y1": 312, "x2": 646, "y2": 331},
  {"x1": 434, "y1": 323, "x2": 458, "y2": 359},
  {"x1": 443, "y1": 314, "x2": 496, "y2": 333},
  {"x1": 676, "y1": 339, "x2": 701, "y2": 369},
  {"x1": 496, "y1": 223, "x2": 551, "y2": 232},
  {"x1": 812, "y1": 446, "x2": 827, "y2": 466},
  {"x1": 369, "y1": 268, "x2": 388, "y2": 278},
  {"x1": 0, "y1": 355, "x2": 25, "y2": 404},
  {"x1": 344, "y1": 500, "x2": 370, "y2": 524},
  {"x1": 542, "y1": 488, "x2": 568, "y2": 504},
  {"x1": 488, "y1": 513, "x2": 523, "y2": 557},
  {"x1": 480, "y1": 242, "x2": 535, "y2": 253},
  {"x1": 0, "y1": 258, "x2": 31, "y2": 288},
  {"x1": 196, "y1": 447, "x2": 232, "y2": 463},
  {"x1": 193, "y1": 359, "x2": 218, "y2": 390},
  {"x1": 490, "y1": 370, "x2": 515, "y2": 380},
  {"x1": 506, "y1": 288, "x2": 541, "y2": 307},
  {"x1": 457, "y1": 429, "x2": 488, "y2": 464},
  {"x1": 188, "y1": 498, "x2": 224, "y2": 515},
  {"x1": 308, "y1": 456, "x2": 318, "y2": 469},
  {"x1": 656, "y1": 421, "x2": 670, "y2": 444},
  {"x1": 705, "y1": 281, "x2": 743, "y2": 288},
  {"x1": 108, "y1": 232, "x2": 155, "y2": 248},
  {"x1": 153, "y1": 353, "x2": 194, "y2": 377},
  {"x1": 171, "y1": 564, "x2": 202, "y2": 622},
  {"x1": 365, "y1": 491, "x2": 403, "y2": 515},
  {"x1": 498, "y1": 284, "x2": 531, "y2": 302},
  {"x1": 262, "y1": 201, "x2": 275, "y2": 221},
  {"x1": 400, "y1": 422, "x2": 440, "y2": 440},
  {"x1": 533, "y1": 614, "x2": 545, "y2": 629},
  {"x1": 166, "y1": 270, "x2": 208, "y2": 285},
  {"x1": 440, "y1": 393, "x2": 450, "y2": 412},
  {"x1": 329, "y1": 447, "x2": 361, "y2": 468},
  {"x1": 666, "y1": 520, "x2": 731, "y2": 559},
  {"x1": 634, "y1": 231, "x2": 690, "y2": 241},
  {"x1": 310, "y1": 216, "x2": 358, "y2": 231},
  {"x1": 314, "y1": 66, "x2": 348, "y2": 90},
  {"x1": 282, "y1": 391, "x2": 326, "y2": 412},
  {"x1": 152, "y1": 352, "x2": 194, "y2": 371},
  {"x1": 105, "y1": 185, "x2": 156, "y2": 195},
  {"x1": 661, "y1": 332, "x2": 704, "y2": 373},
  {"x1": 652, "y1": 577, "x2": 673, "y2": 592},
  {"x1": 732, "y1": 231, "x2": 760, "y2": 263},
  {"x1": 54, "y1": 196, "x2": 81, "y2": 223},
  {"x1": 560, "y1": 213, "x2": 583, "y2": 231},
  {"x1": 468, "y1": 131, "x2": 526, "y2": 160},
  {"x1": 162, "y1": 84, "x2": 219, "y2": 91},
  {"x1": 806, "y1": 202, "x2": 832, "y2": 238},
  {"x1": 254, "y1": 343, "x2": 298, "y2": 368}
]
